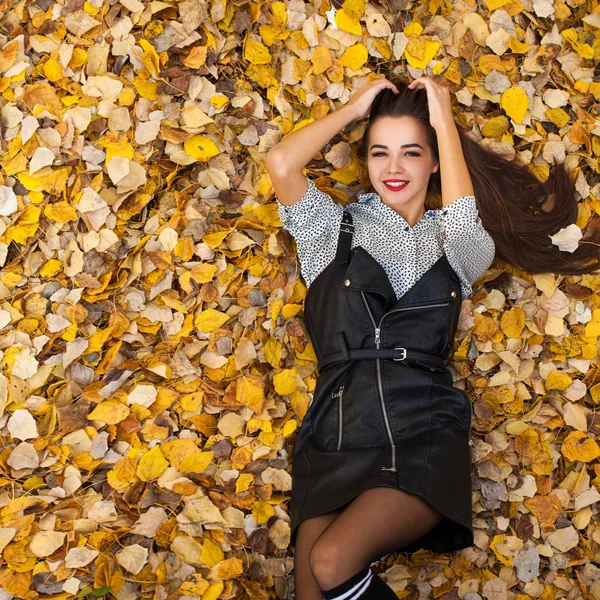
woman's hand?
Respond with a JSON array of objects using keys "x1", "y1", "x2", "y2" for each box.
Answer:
[
  {"x1": 408, "y1": 77, "x2": 454, "y2": 130},
  {"x1": 346, "y1": 78, "x2": 399, "y2": 121}
]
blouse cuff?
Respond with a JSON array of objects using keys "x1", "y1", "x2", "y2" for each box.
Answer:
[{"x1": 440, "y1": 195, "x2": 479, "y2": 226}]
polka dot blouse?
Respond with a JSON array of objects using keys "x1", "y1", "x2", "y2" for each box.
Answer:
[{"x1": 276, "y1": 176, "x2": 496, "y2": 300}]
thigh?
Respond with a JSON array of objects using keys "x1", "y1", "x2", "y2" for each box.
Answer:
[
  {"x1": 294, "y1": 510, "x2": 343, "y2": 600},
  {"x1": 308, "y1": 487, "x2": 444, "y2": 590}
]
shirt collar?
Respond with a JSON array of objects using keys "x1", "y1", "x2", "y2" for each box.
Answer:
[{"x1": 356, "y1": 191, "x2": 439, "y2": 225}]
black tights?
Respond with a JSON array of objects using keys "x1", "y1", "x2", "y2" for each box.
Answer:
[{"x1": 293, "y1": 487, "x2": 444, "y2": 599}]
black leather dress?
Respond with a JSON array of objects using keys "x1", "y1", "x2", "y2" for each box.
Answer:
[{"x1": 289, "y1": 210, "x2": 475, "y2": 554}]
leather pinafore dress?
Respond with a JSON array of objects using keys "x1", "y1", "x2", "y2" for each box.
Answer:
[{"x1": 289, "y1": 210, "x2": 475, "y2": 554}]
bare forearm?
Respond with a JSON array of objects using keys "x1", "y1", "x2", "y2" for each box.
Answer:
[
  {"x1": 436, "y1": 120, "x2": 475, "y2": 206},
  {"x1": 266, "y1": 105, "x2": 359, "y2": 174}
]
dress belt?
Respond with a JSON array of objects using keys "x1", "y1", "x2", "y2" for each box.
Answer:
[{"x1": 317, "y1": 347, "x2": 448, "y2": 372}]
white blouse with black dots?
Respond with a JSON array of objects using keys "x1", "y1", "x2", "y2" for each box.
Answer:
[{"x1": 276, "y1": 176, "x2": 496, "y2": 300}]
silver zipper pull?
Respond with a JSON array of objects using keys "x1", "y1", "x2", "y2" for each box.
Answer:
[
  {"x1": 332, "y1": 385, "x2": 345, "y2": 398},
  {"x1": 381, "y1": 466, "x2": 397, "y2": 472},
  {"x1": 374, "y1": 328, "x2": 380, "y2": 346}
]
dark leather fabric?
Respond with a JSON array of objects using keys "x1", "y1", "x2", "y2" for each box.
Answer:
[{"x1": 290, "y1": 211, "x2": 475, "y2": 554}]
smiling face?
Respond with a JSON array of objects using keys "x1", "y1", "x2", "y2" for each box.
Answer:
[{"x1": 366, "y1": 115, "x2": 439, "y2": 224}]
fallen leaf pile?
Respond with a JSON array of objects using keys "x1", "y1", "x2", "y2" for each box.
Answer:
[{"x1": 0, "y1": 0, "x2": 599, "y2": 599}]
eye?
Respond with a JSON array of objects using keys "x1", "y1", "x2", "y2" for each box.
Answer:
[{"x1": 370, "y1": 152, "x2": 421, "y2": 157}]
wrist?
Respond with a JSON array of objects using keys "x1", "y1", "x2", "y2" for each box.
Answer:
[
  {"x1": 338, "y1": 102, "x2": 361, "y2": 124},
  {"x1": 434, "y1": 118, "x2": 457, "y2": 133}
]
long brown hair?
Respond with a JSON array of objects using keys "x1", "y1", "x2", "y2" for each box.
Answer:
[{"x1": 356, "y1": 76, "x2": 600, "y2": 276}]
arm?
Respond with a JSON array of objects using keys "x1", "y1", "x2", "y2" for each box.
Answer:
[
  {"x1": 435, "y1": 119, "x2": 475, "y2": 207},
  {"x1": 266, "y1": 104, "x2": 359, "y2": 206},
  {"x1": 434, "y1": 119, "x2": 495, "y2": 294},
  {"x1": 265, "y1": 78, "x2": 399, "y2": 206}
]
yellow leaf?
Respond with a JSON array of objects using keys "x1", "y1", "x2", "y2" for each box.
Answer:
[
  {"x1": 335, "y1": 9, "x2": 362, "y2": 35},
  {"x1": 339, "y1": 44, "x2": 368, "y2": 70},
  {"x1": 184, "y1": 135, "x2": 220, "y2": 161},
  {"x1": 88, "y1": 400, "x2": 130, "y2": 424},
  {"x1": 562, "y1": 29, "x2": 594, "y2": 59},
  {"x1": 311, "y1": 46, "x2": 333, "y2": 75},
  {"x1": 489, "y1": 534, "x2": 513, "y2": 566},
  {"x1": 545, "y1": 371, "x2": 572, "y2": 391},
  {"x1": 161, "y1": 439, "x2": 214, "y2": 474},
  {"x1": 244, "y1": 37, "x2": 272, "y2": 65},
  {"x1": 190, "y1": 263, "x2": 218, "y2": 283},
  {"x1": 136, "y1": 445, "x2": 169, "y2": 481},
  {"x1": 236, "y1": 374, "x2": 266, "y2": 413},
  {"x1": 201, "y1": 538, "x2": 224, "y2": 568},
  {"x1": 545, "y1": 107, "x2": 570, "y2": 129},
  {"x1": 69, "y1": 48, "x2": 87, "y2": 69},
  {"x1": 42, "y1": 58, "x2": 63, "y2": 82},
  {"x1": 216, "y1": 556, "x2": 244, "y2": 579},
  {"x1": 178, "y1": 574, "x2": 210, "y2": 596},
  {"x1": 584, "y1": 309, "x2": 600, "y2": 337},
  {"x1": 17, "y1": 171, "x2": 44, "y2": 191},
  {"x1": 202, "y1": 582, "x2": 224, "y2": 600},
  {"x1": 195, "y1": 308, "x2": 229, "y2": 333},
  {"x1": 135, "y1": 79, "x2": 158, "y2": 100},
  {"x1": 405, "y1": 38, "x2": 440, "y2": 69},
  {"x1": 283, "y1": 419, "x2": 297, "y2": 437},
  {"x1": 561, "y1": 431, "x2": 600, "y2": 462},
  {"x1": 252, "y1": 501, "x2": 275, "y2": 525},
  {"x1": 273, "y1": 367, "x2": 298, "y2": 396},
  {"x1": 263, "y1": 337, "x2": 282, "y2": 368},
  {"x1": 183, "y1": 46, "x2": 208, "y2": 69},
  {"x1": 202, "y1": 229, "x2": 230, "y2": 248},
  {"x1": 281, "y1": 304, "x2": 303, "y2": 319},
  {"x1": 296, "y1": 342, "x2": 317, "y2": 362},
  {"x1": 500, "y1": 308, "x2": 525, "y2": 338},
  {"x1": 235, "y1": 473, "x2": 254, "y2": 493},
  {"x1": 508, "y1": 37, "x2": 530, "y2": 54},
  {"x1": 500, "y1": 87, "x2": 529, "y2": 125},
  {"x1": 107, "y1": 456, "x2": 137, "y2": 491},
  {"x1": 139, "y1": 38, "x2": 160, "y2": 77},
  {"x1": 44, "y1": 201, "x2": 78, "y2": 222},
  {"x1": 290, "y1": 391, "x2": 310, "y2": 420},
  {"x1": 482, "y1": 115, "x2": 510, "y2": 138},
  {"x1": 0, "y1": 39, "x2": 18, "y2": 74}
]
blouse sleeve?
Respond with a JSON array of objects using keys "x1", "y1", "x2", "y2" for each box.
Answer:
[
  {"x1": 276, "y1": 176, "x2": 344, "y2": 243},
  {"x1": 276, "y1": 176, "x2": 344, "y2": 287},
  {"x1": 440, "y1": 195, "x2": 495, "y2": 298}
]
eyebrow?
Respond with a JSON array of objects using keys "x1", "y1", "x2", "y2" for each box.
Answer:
[{"x1": 370, "y1": 143, "x2": 424, "y2": 151}]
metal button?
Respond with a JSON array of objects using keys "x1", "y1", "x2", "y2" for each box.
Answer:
[
  {"x1": 451, "y1": 290, "x2": 457, "y2": 298},
  {"x1": 343, "y1": 279, "x2": 351, "y2": 286}
]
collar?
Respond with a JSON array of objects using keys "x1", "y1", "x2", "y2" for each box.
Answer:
[{"x1": 355, "y1": 191, "x2": 439, "y2": 225}]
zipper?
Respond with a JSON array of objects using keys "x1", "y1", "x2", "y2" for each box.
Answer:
[
  {"x1": 468, "y1": 400, "x2": 474, "y2": 447},
  {"x1": 361, "y1": 292, "x2": 396, "y2": 473},
  {"x1": 333, "y1": 385, "x2": 345, "y2": 451},
  {"x1": 359, "y1": 293, "x2": 456, "y2": 472}
]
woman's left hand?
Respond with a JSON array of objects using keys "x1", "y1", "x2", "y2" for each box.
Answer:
[{"x1": 407, "y1": 77, "x2": 454, "y2": 131}]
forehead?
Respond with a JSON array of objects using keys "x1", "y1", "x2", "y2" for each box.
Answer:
[{"x1": 369, "y1": 116, "x2": 426, "y2": 143}]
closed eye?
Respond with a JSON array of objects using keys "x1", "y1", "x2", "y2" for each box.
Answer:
[{"x1": 371, "y1": 152, "x2": 420, "y2": 157}]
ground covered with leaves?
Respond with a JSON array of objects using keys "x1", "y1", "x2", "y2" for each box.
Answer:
[{"x1": 0, "y1": 0, "x2": 599, "y2": 598}]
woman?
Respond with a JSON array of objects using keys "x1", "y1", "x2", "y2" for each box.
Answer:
[{"x1": 265, "y1": 76, "x2": 597, "y2": 600}]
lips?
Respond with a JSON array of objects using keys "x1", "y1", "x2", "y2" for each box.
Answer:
[{"x1": 383, "y1": 181, "x2": 409, "y2": 191}]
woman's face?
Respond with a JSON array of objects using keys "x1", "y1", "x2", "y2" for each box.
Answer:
[{"x1": 366, "y1": 115, "x2": 439, "y2": 216}]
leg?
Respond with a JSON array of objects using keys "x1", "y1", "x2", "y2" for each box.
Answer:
[
  {"x1": 294, "y1": 509, "x2": 344, "y2": 600},
  {"x1": 308, "y1": 487, "x2": 444, "y2": 592}
]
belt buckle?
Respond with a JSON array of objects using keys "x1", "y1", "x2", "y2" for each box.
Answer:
[{"x1": 393, "y1": 347, "x2": 407, "y2": 361}]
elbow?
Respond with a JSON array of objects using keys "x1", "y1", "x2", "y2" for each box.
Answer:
[{"x1": 266, "y1": 149, "x2": 288, "y2": 176}]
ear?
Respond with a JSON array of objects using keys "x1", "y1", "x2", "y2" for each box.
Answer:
[{"x1": 432, "y1": 162, "x2": 439, "y2": 174}]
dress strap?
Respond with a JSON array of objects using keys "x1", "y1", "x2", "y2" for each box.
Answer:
[{"x1": 334, "y1": 210, "x2": 354, "y2": 264}]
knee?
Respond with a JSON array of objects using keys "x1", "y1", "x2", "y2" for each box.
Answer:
[{"x1": 307, "y1": 539, "x2": 346, "y2": 591}]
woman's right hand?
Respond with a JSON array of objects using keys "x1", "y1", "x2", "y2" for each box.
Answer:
[{"x1": 345, "y1": 78, "x2": 399, "y2": 120}]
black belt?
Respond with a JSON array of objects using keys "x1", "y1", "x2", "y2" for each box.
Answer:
[{"x1": 317, "y1": 347, "x2": 448, "y2": 372}]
